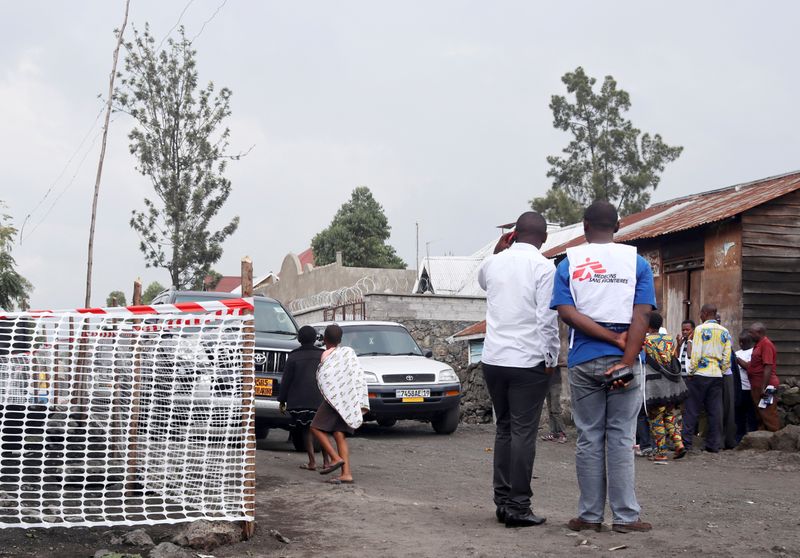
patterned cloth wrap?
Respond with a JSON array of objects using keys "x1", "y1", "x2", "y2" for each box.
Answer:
[
  {"x1": 644, "y1": 333, "x2": 689, "y2": 407},
  {"x1": 316, "y1": 346, "x2": 370, "y2": 430}
]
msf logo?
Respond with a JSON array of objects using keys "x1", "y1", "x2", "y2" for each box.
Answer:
[{"x1": 572, "y1": 258, "x2": 607, "y2": 282}]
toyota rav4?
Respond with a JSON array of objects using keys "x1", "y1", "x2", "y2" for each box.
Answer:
[{"x1": 311, "y1": 321, "x2": 462, "y2": 434}]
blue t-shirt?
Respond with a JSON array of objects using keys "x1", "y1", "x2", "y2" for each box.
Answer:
[{"x1": 550, "y1": 253, "x2": 657, "y2": 367}]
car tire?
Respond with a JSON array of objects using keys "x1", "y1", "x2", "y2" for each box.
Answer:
[
  {"x1": 431, "y1": 406, "x2": 459, "y2": 435},
  {"x1": 255, "y1": 425, "x2": 270, "y2": 440},
  {"x1": 377, "y1": 418, "x2": 397, "y2": 427}
]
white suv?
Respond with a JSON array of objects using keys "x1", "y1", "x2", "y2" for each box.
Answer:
[{"x1": 311, "y1": 321, "x2": 462, "y2": 434}]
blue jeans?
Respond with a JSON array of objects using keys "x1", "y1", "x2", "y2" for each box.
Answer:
[{"x1": 569, "y1": 356, "x2": 642, "y2": 524}]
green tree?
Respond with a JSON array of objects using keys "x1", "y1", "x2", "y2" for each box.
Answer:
[
  {"x1": 532, "y1": 67, "x2": 683, "y2": 225},
  {"x1": 312, "y1": 187, "x2": 406, "y2": 269},
  {"x1": 106, "y1": 291, "x2": 127, "y2": 307},
  {"x1": 0, "y1": 205, "x2": 32, "y2": 310},
  {"x1": 115, "y1": 25, "x2": 240, "y2": 290},
  {"x1": 142, "y1": 281, "x2": 165, "y2": 305}
]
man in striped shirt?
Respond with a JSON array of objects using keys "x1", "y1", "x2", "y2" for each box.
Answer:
[{"x1": 681, "y1": 304, "x2": 732, "y2": 453}]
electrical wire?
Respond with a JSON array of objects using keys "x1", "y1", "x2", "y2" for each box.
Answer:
[
  {"x1": 22, "y1": 123, "x2": 108, "y2": 242},
  {"x1": 191, "y1": 0, "x2": 228, "y2": 42},
  {"x1": 156, "y1": 0, "x2": 196, "y2": 51},
  {"x1": 19, "y1": 103, "x2": 106, "y2": 242}
]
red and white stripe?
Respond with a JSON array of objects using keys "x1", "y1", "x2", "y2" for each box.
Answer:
[{"x1": 1, "y1": 298, "x2": 255, "y2": 320}]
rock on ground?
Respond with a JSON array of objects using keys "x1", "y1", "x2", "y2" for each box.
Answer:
[
  {"x1": 112, "y1": 529, "x2": 154, "y2": 547},
  {"x1": 171, "y1": 519, "x2": 243, "y2": 551},
  {"x1": 737, "y1": 430, "x2": 773, "y2": 451},
  {"x1": 95, "y1": 550, "x2": 144, "y2": 558},
  {"x1": 769, "y1": 425, "x2": 800, "y2": 452},
  {"x1": 149, "y1": 542, "x2": 194, "y2": 558}
]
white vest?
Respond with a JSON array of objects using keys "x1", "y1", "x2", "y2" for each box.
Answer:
[{"x1": 566, "y1": 243, "x2": 638, "y2": 324}]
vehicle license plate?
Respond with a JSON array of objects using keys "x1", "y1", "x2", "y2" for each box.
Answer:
[
  {"x1": 255, "y1": 378, "x2": 273, "y2": 397},
  {"x1": 396, "y1": 389, "x2": 430, "y2": 399}
]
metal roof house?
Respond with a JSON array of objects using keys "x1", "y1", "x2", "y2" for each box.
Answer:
[{"x1": 454, "y1": 171, "x2": 800, "y2": 379}]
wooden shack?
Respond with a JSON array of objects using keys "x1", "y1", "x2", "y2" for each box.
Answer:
[{"x1": 545, "y1": 171, "x2": 800, "y2": 380}]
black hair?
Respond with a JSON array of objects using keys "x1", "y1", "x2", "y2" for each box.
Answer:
[
  {"x1": 583, "y1": 200, "x2": 618, "y2": 231},
  {"x1": 681, "y1": 319, "x2": 695, "y2": 328},
  {"x1": 515, "y1": 211, "x2": 548, "y2": 237},
  {"x1": 648, "y1": 311, "x2": 664, "y2": 330},
  {"x1": 297, "y1": 325, "x2": 317, "y2": 345},
  {"x1": 324, "y1": 324, "x2": 343, "y2": 345}
]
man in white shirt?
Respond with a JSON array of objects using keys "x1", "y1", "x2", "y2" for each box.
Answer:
[
  {"x1": 734, "y1": 330, "x2": 757, "y2": 442},
  {"x1": 477, "y1": 211, "x2": 559, "y2": 528}
]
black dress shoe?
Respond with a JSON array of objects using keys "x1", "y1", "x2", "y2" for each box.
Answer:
[
  {"x1": 505, "y1": 511, "x2": 546, "y2": 528},
  {"x1": 495, "y1": 506, "x2": 507, "y2": 523}
]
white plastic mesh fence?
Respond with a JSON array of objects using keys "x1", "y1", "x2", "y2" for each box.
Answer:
[{"x1": 0, "y1": 304, "x2": 255, "y2": 528}]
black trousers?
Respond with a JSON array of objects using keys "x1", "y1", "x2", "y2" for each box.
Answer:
[
  {"x1": 482, "y1": 362, "x2": 550, "y2": 514},
  {"x1": 682, "y1": 376, "x2": 723, "y2": 452},
  {"x1": 721, "y1": 374, "x2": 737, "y2": 450}
]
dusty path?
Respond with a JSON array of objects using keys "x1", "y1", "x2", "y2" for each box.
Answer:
[
  {"x1": 218, "y1": 422, "x2": 800, "y2": 558},
  {"x1": 1, "y1": 422, "x2": 798, "y2": 557}
]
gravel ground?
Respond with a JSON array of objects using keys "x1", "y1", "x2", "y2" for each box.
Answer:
[
  {"x1": 224, "y1": 422, "x2": 800, "y2": 558},
  {"x1": 1, "y1": 422, "x2": 799, "y2": 557}
]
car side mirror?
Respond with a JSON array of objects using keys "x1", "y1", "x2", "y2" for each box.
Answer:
[{"x1": 425, "y1": 350, "x2": 433, "y2": 358}]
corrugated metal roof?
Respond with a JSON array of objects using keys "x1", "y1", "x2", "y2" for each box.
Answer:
[
  {"x1": 451, "y1": 320, "x2": 486, "y2": 339},
  {"x1": 415, "y1": 256, "x2": 486, "y2": 296},
  {"x1": 297, "y1": 248, "x2": 315, "y2": 268},
  {"x1": 543, "y1": 170, "x2": 800, "y2": 257}
]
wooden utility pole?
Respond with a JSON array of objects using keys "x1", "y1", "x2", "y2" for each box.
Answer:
[
  {"x1": 239, "y1": 256, "x2": 256, "y2": 539},
  {"x1": 84, "y1": 0, "x2": 130, "y2": 307}
]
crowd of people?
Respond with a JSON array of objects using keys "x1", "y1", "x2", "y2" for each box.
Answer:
[
  {"x1": 478, "y1": 201, "x2": 783, "y2": 532},
  {"x1": 634, "y1": 308, "x2": 782, "y2": 459},
  {"x1": 274, "y1": 200, "x2": 783, "y2": 532}
]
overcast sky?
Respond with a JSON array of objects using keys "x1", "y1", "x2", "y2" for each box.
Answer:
[{"x1": 2, "y1": 1, "x2": 799, "y2": 309}]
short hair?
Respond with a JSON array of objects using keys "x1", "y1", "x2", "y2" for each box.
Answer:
[
  {"x1": 297, "y1": 325, "x2": 317, "y2": 345},
  {"x1": 648, "y1": 311, "x2": 664, "y2": 330},
  {"x1": 739, "y1": 329, "x2": 750, "y2": 340},
  {"x1": 584, "y1": 200, "x2": 618, "y2": 231},
  {"x1": 324, "y1": 324, "x2": 343, "y2": 345},
  {"x1": 700, "y1": 303, "x2": 717, "y2": 316},
  {"x1": 681, "y1": 319, "x2": 695, "y2": 328},
  {"x1": 750, "y1": 322, "x2": 767, "y2": 335},
  {"x1": 515, "y1": 211, "x2": 548, "y2": 237}
]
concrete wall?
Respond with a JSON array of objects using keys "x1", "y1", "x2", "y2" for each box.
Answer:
[
  {"x1": 257, "y1": 252, "x2": 417, "y2": 306},
  {"x1": 364, "y1": 293, "x2": 486, "y2": 323},
  {"x1": 291, "y1": 293, "x2": 487, "y2": 380}
]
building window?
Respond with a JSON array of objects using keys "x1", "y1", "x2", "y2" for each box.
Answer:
[{"x1": 468, "y1": 340, "x2": 484, "y2": 364}]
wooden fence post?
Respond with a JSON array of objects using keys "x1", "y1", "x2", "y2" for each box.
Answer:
[
  {"x1": 132, "y1": 278, "x2": 142, "y2": 306},
  {"x1": 240, "y1": 257, "x2": 256, "y2": 539}
]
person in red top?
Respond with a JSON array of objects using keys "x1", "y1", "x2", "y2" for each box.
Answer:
[{"x1": 742, "y1": 322, "x2": 781, "y2": 432}]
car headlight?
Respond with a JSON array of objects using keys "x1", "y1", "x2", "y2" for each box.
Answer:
[
  {"x1": 439, "y1": 369, "x2": 458, "y2": 383},
  {"x1": 363, "y1": 371, "x2": 379, "y2": 384}
]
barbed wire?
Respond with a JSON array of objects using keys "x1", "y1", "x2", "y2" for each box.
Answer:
[{"x1": 287, "y1": 274, "x2": 414, "y2": 313}]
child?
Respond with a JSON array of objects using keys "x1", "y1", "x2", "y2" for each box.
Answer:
[
  {"x1": 310, "y1": 324, "x2": 370, "y2": 484},
  {"x1": 644, "y1": 312, "x2": 688, "y2": 461},
  {"x1": 278, "y1": 325, "x2": 330, "y2": 471}
]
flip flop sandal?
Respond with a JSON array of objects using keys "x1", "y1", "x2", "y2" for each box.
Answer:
[
  {"x1": 319, "y1": 461, "x2": 344, "y2": 475},
  {"x1": 299, "y1": 464, "x2": 317, "y2": 471},
  {"x1": 325, "y1": 478, "x2": 354, "y2": 485},
  {"x1": 540, "y1": 434, "x2": 557, "y2": 441}
]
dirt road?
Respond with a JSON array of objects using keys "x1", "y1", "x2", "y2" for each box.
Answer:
[
  {"x1": 221, "y1": 422, "x2": 800, "y2": 558},
  {"x1": 1, "y1": 422, "x2": 798, "y2": 557}
]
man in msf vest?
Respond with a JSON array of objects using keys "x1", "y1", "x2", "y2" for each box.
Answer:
[{"x1": 551, "y1": 201, "x2": 656, "y2": 534}]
